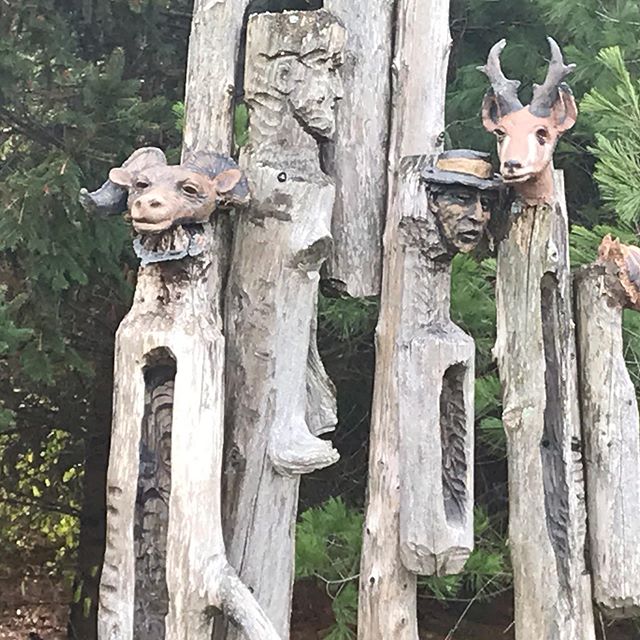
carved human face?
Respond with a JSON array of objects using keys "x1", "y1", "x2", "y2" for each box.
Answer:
[
  {"x1": 428, "y1": 185, "x2": 495, "y2": 254},
  {"x1": 282, "y1": 47, "x2": 344, "y2": 138}
]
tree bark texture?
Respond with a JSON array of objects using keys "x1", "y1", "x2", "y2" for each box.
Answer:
[
  {"x1": 493, "y1": 172, "x2": 595, "y2": 640},
  {"x1": 218, "y1": 11, "x2": 344, "y2": 639},
  {"x1": 321, "y1": 0, "x2": 393, "y2": 296},
  {"x1": 358, "y1": 2, "x2": 451, "y2": 639},
  {"x1": 396, "y1": 157, "x2": 474, "y2": 577},
  {"x1": 575, "y1": 264, "x2": 640, "y2": 618}
]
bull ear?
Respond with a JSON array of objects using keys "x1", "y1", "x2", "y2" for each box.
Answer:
[
  {"x1": 550, "y1": 86, "x2": 577, "y2": 133},
  {"x1": 108, "y1": 168, "x2": 133, "y2": 187},
  {"x1": 481, "y1": 91, "x2": 502, "y2": 133},
  {"x1": 211, "y1": 168, "x2": 243, "y2": 194}
]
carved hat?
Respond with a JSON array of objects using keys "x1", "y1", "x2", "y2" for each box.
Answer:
[{"x1": 421, "y1": 150, "x2": 502, "y2": 191}]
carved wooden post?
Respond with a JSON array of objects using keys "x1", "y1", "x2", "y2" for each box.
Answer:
[
  {"x1": 82, "y1": 152, "x2": 280, "y2": 640},
  {"x1": 358, "y1": 1, "x2": 451, "y2": 638},
  {"x1": 397, "y1": 151, "x2": 499, "y2": 576},
  {"x1": 479, "y1": 39, "x2": 595, "y2": 640},
  {"x1": 575, "y1": 236, "x2": 640, "y2": 618},
  {"x1": 321, "y1": 0, "x2": 393, "y2": 296},
  {"x1": 218, "y1": 11, "x2": 345, "y2": 639}
]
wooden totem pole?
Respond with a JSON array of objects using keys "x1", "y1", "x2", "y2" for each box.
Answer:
[
  {"x1": 80, "y1": 152, "x2": 280, "y2": 640},
  {"x1": 479, "y1": 38, "x2": 595, "y2": 640},
  {"x1": 575, "y1": 235, "x2": 640, "y2": 618},
  {"x1": 358, "y1": 0, "x2": 452, "y2": 638},
  {"x1": 397, "y1": 151, "x2": 500, "y2": 576},
  {"x1": 218, "y1": 10, "x2": 345, "y2": 639}
]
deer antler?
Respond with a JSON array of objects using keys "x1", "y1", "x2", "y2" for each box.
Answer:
[
  {"x1": 529, "y1": 37, "x2": 576, "y2": 117},
  {"x1": 477, "y1": 39, "x2": 523, "y2": 114}
]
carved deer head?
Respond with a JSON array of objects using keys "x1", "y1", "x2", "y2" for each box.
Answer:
[{"x1": 479, "y1": 38, "x2": 577, "y2": 204}]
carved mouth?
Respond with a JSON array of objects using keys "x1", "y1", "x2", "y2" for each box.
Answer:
[
  {"x1": 457, "y1": 229, "x2": 481, "y2": 243},
  {"x1": 132, "y1": 220, "x2": 172, "y2": 233},
  {"x1": 502, "y1": 172, "x2": 535, "y2": 184}
]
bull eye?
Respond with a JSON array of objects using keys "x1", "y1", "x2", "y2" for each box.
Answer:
[
  {"x1": 135, "y1": 180, "x2": 149, "y2": 189},
  {"x1": 536, "y1": 127, "x2": 549, "y2": 146},
  {"x1": 182, "y1": 184, "x2": 200, "y2": 196}
]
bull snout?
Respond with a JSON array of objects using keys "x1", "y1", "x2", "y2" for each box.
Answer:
[{"x1": 129, "y1": 192, "x2": 175, "y2": 233}]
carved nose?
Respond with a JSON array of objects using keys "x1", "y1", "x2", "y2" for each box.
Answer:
[
  {"x1": 135, "y1": 198, "x2": 164, "y2": 209},
  {"x1": 503, "y1": 160, "x2": 522, "y2": 172}
]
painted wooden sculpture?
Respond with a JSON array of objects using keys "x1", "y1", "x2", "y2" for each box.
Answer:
[
  {"x1": 80, "y1": 151, "x2": 280, "y2": 640},
  {"x1": 575, "y1": 235, "x2": 640, "y2": 618},
  {"x1": 398, "y1": 150, "x2": 500, "y2": 576},
  {"x1": 480, "y1": 38, "x2": 595, "y2": 640},
  {"x1": 217, "y1": 11, "x2": 344, "y2": 639}
]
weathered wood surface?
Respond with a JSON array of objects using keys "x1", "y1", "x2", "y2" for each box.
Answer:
[
  {"x1": 217, "y1": 11, "x2": 344, "y2": 639},
  {"x1": 321, "y1": 0, "x2": 393, "y2": 296},
  {"x1": 493, "y1": 172, "x2": 594, "y2": 640},
  {"x1": 575, "y1": 263, "x2": 640, "y2": 618},
  {"x1": 98, "y1": 243, "x2": 279, "y2": 640},
  {"x1": 395, "y1": 157, "x2": 474, "y2": 577},
  {"x1": 358, "y1": 1, "x2": 451, "y2": 638}
]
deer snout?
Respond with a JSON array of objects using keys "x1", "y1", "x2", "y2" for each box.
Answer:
[
  {"x1": 502, "y1": 159, "x2": 523, "y2": 173},
  {"x1": 131, "y1": 193, "x2": 169, "y2": 221}
]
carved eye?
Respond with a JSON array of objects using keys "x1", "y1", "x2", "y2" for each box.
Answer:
[
  {"x1": 536, "y1": 127, "x2": 549, "y2": 145},
  {"x1": 494, "y1": 128, "x2": 506, "y2": 142},
  {"x1": 182, "y1": 184, "x2": 200, "y2": 196},
  {"x1": 135, "y1": 180, "x2": 149, "y2": 189}
]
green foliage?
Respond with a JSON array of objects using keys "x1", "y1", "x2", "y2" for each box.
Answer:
[
  {"x1": 296, "y1": 498, "x2": 363, "y2": 639},
  {"x1": 582, "y1": 47, "x2": 640, "y2": 222}
]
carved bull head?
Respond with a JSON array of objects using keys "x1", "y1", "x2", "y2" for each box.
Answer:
[
  {"x1": 80, "y1": 148, "x2": 249, "y2": 234},
  {"x1": 479, "y1": 38, "x2": 577, "y2": 204}
]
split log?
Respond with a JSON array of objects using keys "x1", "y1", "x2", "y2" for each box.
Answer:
[
  {"x1": 493, "y1": 172, "x2": 594, "y2": 640},
  {"x1": 358, "y1": 1, "x2": 451, "y2": 638},
  {"x1": 321, "y1": 0, "x2": 393, "y2": 296},
  {"x1": 575, "y1": 257, "x2": 640, "y2": 618},
  {"x1": 217, "y1": 11, "x2": 345, "y2": 639}
]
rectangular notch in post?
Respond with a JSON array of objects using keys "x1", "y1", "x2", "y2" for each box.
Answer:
[{"x1": 134, "y1": 348, "x2": 176, "y2": 640}]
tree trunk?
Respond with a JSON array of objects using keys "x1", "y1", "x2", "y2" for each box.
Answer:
[
  {"x1": 575, "y1": 263, "x2": 640, "y2": 618},
  {"x1": 321, "y1": 0, "x2": 393, "y2": 297},
  {"x1": 218, "y1": 11, "x2": 344, "y2": 638},
  {"x1": 358, "y1": 2, "x2": 451, "y2": 638},
  {"x1": 493, "y1": 172, "x2": 595, "y2": 640}
]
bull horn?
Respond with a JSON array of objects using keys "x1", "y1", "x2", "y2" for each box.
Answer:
[
  {"x1": 477, "y1": 39, "x2": 523, "y2": 114},
  {"x1": 79, "y1": 147, "x2": 167, "y2": 217},
  {"x1": 529, "y1": 37, "x2": 576, "y2": 117}
]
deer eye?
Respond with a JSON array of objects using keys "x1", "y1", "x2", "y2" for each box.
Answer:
[
  {"x1": 135, "y1": 179, "x2": 149, "y2": 189},
  {"x1": 494, "y1": 128, "x2": 506, "y2": 141},
  {"x1": 182, "y1": 184, "x2": 200, "y2": 197},
  {"x1": 536, "y1": 127, "x2": 549, "y2": 145}
]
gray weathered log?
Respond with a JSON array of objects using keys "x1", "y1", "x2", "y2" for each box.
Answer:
[
  {"x1": 97, "y1": 1, "x2": 283, "y2": 637},
  {"x1": 321, "y1": 0, "x2": 393, "y2": 296},
  {"x1": 493, "y1": 172, "x2": 595, "y2": 640},
  {"x1": 575, "y1": 263, "x2": 640, "y2": 618},
  {"x1": 217, "y1": 11, "x2": 345, "y2": 639},
  {"x1": 358, "y1": 1, "x2": 451, "y2": 638},
  {"x1": 395, "y1": 157, "x2": 475, "y2": 577},
  {"x1": 98, "y1": 240, "x2": 279, "y2": 640}
]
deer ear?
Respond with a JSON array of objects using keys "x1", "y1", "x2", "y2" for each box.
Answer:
[
  {"x1": 551, "y1": 87, "x2": 577, "y2": 133},
  {"x1": 108, "y1": 168, "x2": 134, "y2": 187},
  {"x1": 481, "y1": 91, "x2": 502, "y2": 132},
  {"x1": 211, "y1": 168, "x2": 242, "y2": 194}
]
